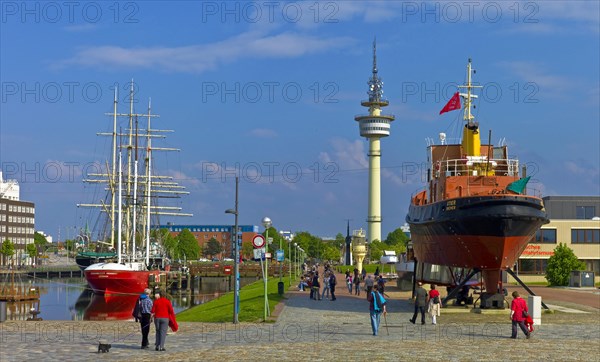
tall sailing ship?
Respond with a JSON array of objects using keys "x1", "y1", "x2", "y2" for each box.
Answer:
[
  {"x1": 406, "y1": 60, "x2": 549, "y2": 304},
  {"x1": 79, "y1": 82, "x2": 192, "y2": 294}
]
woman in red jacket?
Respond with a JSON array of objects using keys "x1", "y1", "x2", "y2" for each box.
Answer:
[
  {"x1": 510, "y1": 291, "x2": 531, "y2": 339},
  {"x1": 151, "y1": 290, "x2": 175, "y2": 351}
]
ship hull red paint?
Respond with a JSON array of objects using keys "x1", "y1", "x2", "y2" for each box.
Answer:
[
  {"x1": 84, "y1": 269, "x2": 159, "y2": 295},
  {"x1": 407, "y1": 195, "x2": 548, "y2": 292}
]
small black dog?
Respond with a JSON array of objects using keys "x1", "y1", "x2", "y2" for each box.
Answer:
[{"x1": 98, "y1": 343, "x2": 111, "y2": 353}]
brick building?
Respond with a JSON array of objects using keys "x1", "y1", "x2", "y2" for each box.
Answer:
[{"x1": 164, "y1": 224, "x2": 259, "y2": 258}]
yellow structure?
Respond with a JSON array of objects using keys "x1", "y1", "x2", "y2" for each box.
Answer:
[
  {"x1": 354, "y1": 40, "x2": 395, "y2": 243},
  {"x1": 352, "y1": 229, "x2": 367, "y2": 274}
]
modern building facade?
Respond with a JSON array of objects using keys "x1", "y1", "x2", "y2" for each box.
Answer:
[
  {"x1": 510, "y1": 196, "x2": 600, "y2": 284},
  {"x1": 0, "y1": 172, "x2": 35, "y2": 266},
  {"x1": 164, "y1": 224, "x2": 259, "y2": 259}
]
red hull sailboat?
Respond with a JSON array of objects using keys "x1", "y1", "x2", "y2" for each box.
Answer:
[{"x1": 81, "y1": 82, "x2": 191, "y2": 295}]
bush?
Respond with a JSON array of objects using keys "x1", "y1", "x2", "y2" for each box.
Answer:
[{"x1": 545, "y1": 243, "x2": 586, "y2": 286}]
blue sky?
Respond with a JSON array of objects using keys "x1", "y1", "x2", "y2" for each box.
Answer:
[{"x1": 1, "y1": 1, "x2": 599, "y2": 240}]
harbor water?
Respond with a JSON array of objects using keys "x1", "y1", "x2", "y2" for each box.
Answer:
[{"x1": 0, "y1": 275, "x2": 258, "y2": 321}]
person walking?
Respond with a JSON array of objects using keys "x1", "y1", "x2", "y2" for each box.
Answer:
[
  {"x1": 510, "y1": 291, "x2": 531, "y2": 339},
  {"x1": 136, "y1": 288, "x2": 153, "y2": 349},
  {"x1": 311, "y1": 272, "x2": 321, "y2": 300},
  {"x1": 346, "y1": 271, "x2": 353, "y2": 293},
  {"x1": 329, "y1": 272, "x2": 337, "y2": 301},
  {"x1": 364, "y1": 275, "x2": 374, "y2": 299},
  {"x1": 367, "y1": 284, "x2": 387, "y2": 336},
  {"x1": 321, "y1": 272, "x2": 331, "y2": 300},
  {"x1": 410, "y1": 281, "x2": 428, "y2": 325},
  {"x1": 354, "y1": 274, "x2": 361, "y2": 296},
  {"x1": 151, "y1": 290, "x2": 175, "y2": 351},
  {"x1": 427, "y1": 284, "x2": 441, "y2": 325}
]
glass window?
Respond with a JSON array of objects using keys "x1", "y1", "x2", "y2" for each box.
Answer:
[
  {"x1": 572, "y1": 229, "x2": 600, "y2": 243},
  {"x1": 518, "y1": 259, "x2": 548, "y2": 274},
  {"x1": 531, "y1": 229, "x2": 557, "y2": 243},
  {"x1": 576, "y1": 206, "x2": 596, "y2": 219}
]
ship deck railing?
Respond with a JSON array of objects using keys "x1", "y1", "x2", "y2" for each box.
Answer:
[{"x1": 438, "y1": 158, "x2": 519, "y2": 177}]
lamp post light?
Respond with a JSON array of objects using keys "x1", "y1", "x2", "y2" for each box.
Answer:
[
  {"x1": 294, "y1": 242, "x2": 298, "y2": 281},
  {"x1": 262, "y1": 216, "x2": 272, "y2": 320},
  {"x1": 277, "y1": 230, "x2": 284, "y2": 295},
  {"x1": 287, "y1": 234, "x2": 292, "y2": 286},
  {"x1": 224, "y1": 177, "x2": 240, "y2": 324}
]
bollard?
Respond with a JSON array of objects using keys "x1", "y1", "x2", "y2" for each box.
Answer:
[
  {"x1": 0, "y1": 301, "x2": 6, "y2": 323},
  {"x1": 528, "y1": 295, "x2": 542, "y2": 326}
]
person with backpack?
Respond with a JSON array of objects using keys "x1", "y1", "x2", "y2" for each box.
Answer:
[
  {"x1": 132, "y1": 288, "x2": 153, "y2": 349},
  {"x1": 427, "y1": 284, "x2": 441, "y2": 325},
  {"x1": 367, "y1": 284, "x2": 387, "y2": 336}
]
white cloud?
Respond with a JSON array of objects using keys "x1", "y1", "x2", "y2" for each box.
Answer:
[
  {"x1": 319, "y1": 137, "x2": 408, "y2": 187},
  {"x1": 56, "y1": 30, "x2": 355, "y2": 74},
  {"x1": 497, "y1": 61, "x2": 571, "y2": 98}
]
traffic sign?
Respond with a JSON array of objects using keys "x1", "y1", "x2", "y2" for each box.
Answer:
[
  {"x1": 267, "y1": 237, "x2": 273, "y2": 244},
  {"x1": 252, "y1": 234, "x2": 265, "y2": 248},
  {"x1": 276, "y1": 250, "x2": 284, "y2": 262},
  {"x1": 253, "y1": 247, "x2": 266, "y2": 260},
  {"x1": 224, "y1": 266, "x2": 232, "y2": 275},
  {"x1": 265, "y1": 252, "x2": 272, "y2": 259}
]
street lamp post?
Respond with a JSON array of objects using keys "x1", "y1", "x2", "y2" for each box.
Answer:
[
  {"x1": 287, "y1": 235, "x2": 292, "y2": 286},
  {"x1": 262, "y1": 216, "x2": 272, "y2": 320},
  {"x1": 294, "y1": 243, "x2": 297, "y2": 281},
  {"x1": 278, "y1": 231, "x2": 284, "y2": 294},
  {"x1": 224, "y1": 176, "x2": 240, "y2": 324}
]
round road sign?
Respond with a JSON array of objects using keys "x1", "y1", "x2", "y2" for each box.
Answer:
[{"x1": 252, "y1": 234, "x2": 266, "y2": 248}]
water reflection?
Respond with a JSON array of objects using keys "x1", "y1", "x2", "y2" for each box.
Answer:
[
  {"x1": 84, "y1": 293, "x2": 139, "y2": 321},
  {"x1": 1, "y1": 276, "x2": 260, "y2": 321}
]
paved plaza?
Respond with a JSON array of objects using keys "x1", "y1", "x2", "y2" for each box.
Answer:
[{"x1": 1, "y1": 276, "x2": 599, "y2": 361}]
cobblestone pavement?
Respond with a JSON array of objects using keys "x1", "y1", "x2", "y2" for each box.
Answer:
[{"x1": 1, "y1": 276, "x2": 599, "y2": 362}]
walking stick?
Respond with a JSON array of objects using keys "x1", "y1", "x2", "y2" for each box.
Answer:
[{"x1": 383, "y1": 312, "x2": 389, "y2": 335}]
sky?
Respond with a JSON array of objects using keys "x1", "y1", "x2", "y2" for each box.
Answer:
[{"x1": 1, "y1": 1, "x2": 599, "y2": 241}]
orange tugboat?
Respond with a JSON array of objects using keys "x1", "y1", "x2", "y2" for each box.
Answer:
[{"x1": 406, "y1": 59, "x2": 549, "y2": 307}]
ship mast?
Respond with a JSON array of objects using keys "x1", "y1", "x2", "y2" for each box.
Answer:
[{"x1": 459, "y1": 58, "x2": 483, "y2": 157}]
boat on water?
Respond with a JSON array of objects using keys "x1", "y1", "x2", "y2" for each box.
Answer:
[
  {"x1": 406, "y1": 59, "x2": 549, "y2": 306},
  {"x1": 81, "y1": 82, "x2": 191, "y2": 295}
]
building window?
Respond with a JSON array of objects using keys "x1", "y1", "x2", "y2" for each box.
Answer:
[
  {"x1": 576, "y1": 206, "x2": 596, "y2": 219},
  {"x1": 582, "y1": 260, "x2": 600, "y2": 273},
  {"x1": 571, "y1": 229, "x2": 600, "y2": 243},
  {"x1": 518, "y1": 259, "x2": 548, "y2": 274},
  {"x1": 530, "y1": 229, "x2": 557, "y2": 243}
]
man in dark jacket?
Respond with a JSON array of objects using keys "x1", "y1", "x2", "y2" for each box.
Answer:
[
  {"x1": 329, "y1": 273, "x2": 337, "y2": 301},
  {"x1": 410, "y1": 282, "x2": 428, "y2": 325}
]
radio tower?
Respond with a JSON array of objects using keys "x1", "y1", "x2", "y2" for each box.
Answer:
[{"x1": 354, "y1": 39, "x2": 395, "y2": 243}]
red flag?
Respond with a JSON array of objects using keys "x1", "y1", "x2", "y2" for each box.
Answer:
[{"x1": 439, "y1": 92, "x2": 461, "y2": 115}]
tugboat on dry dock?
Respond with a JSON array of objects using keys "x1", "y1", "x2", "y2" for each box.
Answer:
[
  {"x1": 81, "y1": 82, "x2": 192, "y2": 295},
  {"x1": 406, "y1": 59, "x2": 549, "y2": 307}
]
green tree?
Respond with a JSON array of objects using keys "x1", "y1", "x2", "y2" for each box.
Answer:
[
  {"x1": 177, "y1": 229, "x2": 200, "y2": 260},
  {"x1": 34, "y1": 232, "x2": 48, "y2": 251},
  {"x1": 158, "y1": 228, "x2": 179, "y2": 259},
  {"x1": 1, "y1": 238, "x2": 15, "y2": 265},
  {"x1": 320, "y1": 243, "x2": 340, "y2": 262},
  {"x1": 242, "y1": 241, "x2": 253, "y2": 259},
  {"x1": 26, "y1": 243, "x2": 37, "y2": 259},
  {"x1": 368, "y1": 240, "x2": 384, "y2": 262},
  {"x1": 545, "y1": 243, "x2": 586, "y2": 286},
  {"x1": 205, "y1": 238, "x2": 222, "y2": 258},
  {"x1": 384, "y1": 228, "x2": 409, "y2": 251}
]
